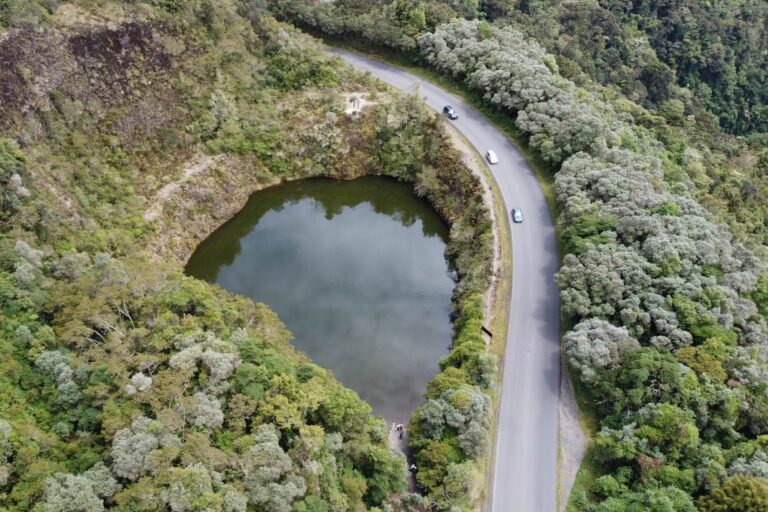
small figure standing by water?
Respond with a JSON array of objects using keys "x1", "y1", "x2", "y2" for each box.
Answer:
[{"x1": 397, "y1": 423, "x2": 405, "y2": 439}]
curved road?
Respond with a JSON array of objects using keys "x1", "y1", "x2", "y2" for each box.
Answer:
[{"x1": 332, "y1": 49, "x2": 561, "y2": 511}]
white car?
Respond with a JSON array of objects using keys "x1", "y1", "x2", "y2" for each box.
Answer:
[{"x1": 485, "y1": 150, "x2": 499, "y2": 164}]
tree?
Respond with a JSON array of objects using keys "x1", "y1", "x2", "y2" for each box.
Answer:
[
  {"x1": 561, "y1": 214, "x2": 618, "y2": 255},
  {"x1": 595, "y1": 403, "x2": 700, "y2": 474},
  {"x1": 0, "y1": 139, "x2": 29, "y2": 227},
  {"x1": 222, "y1": 490, "x2": 248, "y2": 512},
  {"x1": 390, "y1": 0, "x2": 427, "y2": 36},
  {"x1": 414, "y1": 439, "x2": 461, "y2": 489},
  {"x1": 426, "y1": 367, "x2": 470, "y2": 398},
  {"x1": 125, "y1": 373, "x2": 152, "y2": 396},
  {"x1": 606, "y1": 348, "x2": 693, "y2": 413},
  {"x1": 201, "y1": 350, "x2": 241, "y2": 383},
  {"x1": 243, "y1": 425, "x2": 307, "y2": 512},
  {"x1": 0, "y1": 420, "x2": 12, "y2": 486},
  {"x1": 162, "y1": 464, "x2": 217, "y2": 512},
  {"x1": 111, "y1": 416, "x2": 176, "y2": 481},
  {"x1": 698, "y1": 475, "x2": 768, "y2": 512},
  {"x1": 432, "y1": 462, "x2": 476, "y2": 510},
  {"x1": 40, "y1": 474, "x2": 105, "y2": 512},
  {"x1": 639, "y1": 61, "x2": 674, "y2": 103},
  {"x1": 457, "y1": 421, "x2": 487, "y2": 459},
  {"x1": 564, "y1": 318, "x2": 639, "y2": 383},
  {"x1": 35, "y1": 350, "x2": 74, "y2": 385},
  {"x1": 594, "y1": 487, "x2": 696, "y2": 512},
  {"x1": 318, "y1": 387, "x2": 371, "y2": 434},
  {"x1": 40, "y1": 464, "x2": 119, "y2": 512},
  {"x1": 413, "y1": 385, "x2": 490, "y2": 460},
  {"x1": 192, "y1": 393, "x2": 224, "y2": 429},
  {"x1": 729, "y1": 449, "x2": 768, "y2": 480},
  {"x1": 479, "y1": 0, "x2": 516, "y2": 21}
]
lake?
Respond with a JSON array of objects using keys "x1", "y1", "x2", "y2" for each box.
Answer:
[{"x1": 185, "y1": 176, "x2": 454, "y2": 422}]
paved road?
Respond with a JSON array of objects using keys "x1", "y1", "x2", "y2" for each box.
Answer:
[{"x1": 332, "y1": 49, "x2": 561, "y2": 511}]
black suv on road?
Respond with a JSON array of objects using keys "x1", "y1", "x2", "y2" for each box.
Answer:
[{"x1": 443, "y1": 105, "x2": 459, "y2": 120}]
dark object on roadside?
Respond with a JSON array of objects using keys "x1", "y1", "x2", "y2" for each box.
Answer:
[
  {"x1": 443, "y1": 105, "x2": 459, "y2": 120},
  {"x1": 415, "y1": 481, "x2": 429, "y2": 495}
]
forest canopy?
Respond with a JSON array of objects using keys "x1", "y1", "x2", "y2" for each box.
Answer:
[{"x1": 419, "y1": 19, "x2": 768, "y2": 509}]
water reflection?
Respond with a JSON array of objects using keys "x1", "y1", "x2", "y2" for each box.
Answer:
[{"x1": 185, "y1": 176, "x2": 453, "y2": 421}]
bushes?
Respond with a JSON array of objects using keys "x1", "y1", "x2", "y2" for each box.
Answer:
[
  {"x1": 592, "y1": 487, "x2": 696, "y2": 512},
  {"x1": 0, "y1": 139, "x2": 29, "y2": 228},
  {"x1": 264, "y1": 31, "x2": 340, "y2": 90},
  {"x1": 698, "y1": 475, "x2": 768, "y2": 512},
  {"x1": 561, "y1": 214, "x2": 617, "y2": 255},
  {"x1": 408, "y1": 299, "x2": 493, "y2": 508}
]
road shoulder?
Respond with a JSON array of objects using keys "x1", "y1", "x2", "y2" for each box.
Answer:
[{"x1": 558, "y1": 362, "x2": 587, "y2": 511}]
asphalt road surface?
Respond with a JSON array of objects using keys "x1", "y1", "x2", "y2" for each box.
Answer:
[{"x1": 332, "y1": 49, "x2": 561, "y2": 511}]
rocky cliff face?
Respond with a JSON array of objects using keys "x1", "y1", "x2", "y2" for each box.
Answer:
[{"x1": 1, "y1": 19, "x2": 182, "y2": 137}]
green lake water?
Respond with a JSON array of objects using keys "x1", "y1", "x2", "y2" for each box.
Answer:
[{"x1": 185, "y1": 176, "x2": 454, "y2": 422}]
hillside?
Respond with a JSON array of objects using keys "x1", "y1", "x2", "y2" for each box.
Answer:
[
  {"x1": 482, "y1": 0, "x2": 768, "y2": 137},
  {"x1": 6, "y1": 0, "x2": 768, "y2": 510},
  {"x1": 0, "y1": 1, "x2": 495, "y2": 510}
]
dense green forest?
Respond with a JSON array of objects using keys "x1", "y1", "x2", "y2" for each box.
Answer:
[
  {"x1": 481, "y1": 0, "x2": 768, "y2": 138},
  {"x1": 0, "y1": 1, "x2": 496, "y2": 510},
  {"x1": 266, "y1": 0, "x2": 768, "y2": 510}
]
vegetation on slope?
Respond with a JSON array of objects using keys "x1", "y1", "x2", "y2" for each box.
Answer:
[
  {"x1": 480, "y1": 0, "x2": 768, "y2": 137},
  {"x1": 0, "y1": 1, "x2": 496, "y2": 510},
  {"x1": 265, "y1": 1, "x2": 768, "y2": 510}
]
